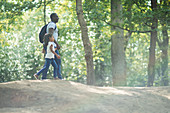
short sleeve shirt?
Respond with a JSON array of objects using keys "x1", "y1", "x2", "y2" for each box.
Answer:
[
  {"x1": 45, "y1": 42, "x2": 55, "y2": 59},
  {"x1": 46, "y1": 22, "x2": 58, "y2": 47}
]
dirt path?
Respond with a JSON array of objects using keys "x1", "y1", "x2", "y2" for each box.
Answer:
[{"x1": 0, "y1": 80, "x2": 170, "y2": 113}]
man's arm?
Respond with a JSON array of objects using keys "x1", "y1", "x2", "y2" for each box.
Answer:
[
  {"x1": 49, "y1": 28, "x2": 60, "y2": 50},
  {"x1": 54, "y1": 40, "x2": 60, "y2": 50}
]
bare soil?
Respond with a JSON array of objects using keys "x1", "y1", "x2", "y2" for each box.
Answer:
[{"x1": 0, "y1": 80, "x2": 170, "y2": 113}]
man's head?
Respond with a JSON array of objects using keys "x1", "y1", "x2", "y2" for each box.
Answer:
[{"x1": 50, "y1": 13, "x2": 59, "y2": 23}]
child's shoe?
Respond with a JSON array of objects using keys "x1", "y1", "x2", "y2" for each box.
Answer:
[{"x1": 34, "y1": 74, "x2": 38, "y2": 80}]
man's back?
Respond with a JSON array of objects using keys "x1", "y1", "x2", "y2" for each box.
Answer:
[{"x1": 46, "y1": 22, "x2": 58, "y2": 47}]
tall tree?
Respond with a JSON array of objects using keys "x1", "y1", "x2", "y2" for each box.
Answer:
[
  {"x1": 111, "y1": 0, "x2": 126, "y2": 86},
  {"x1": 157, "y1": 24, "x2": 169, "y2": 86},
  {"x1": 156, "y1": 0, "x2": 169, "y2": 86},
  {"x1": 124, "y1": 0, "x2": 133, "y2": 51},
  {"x1": 44, "y1": 0, "x2": 46, "y2": 25},
  {"x1": 147, "y1": 0, "x2": 158, "y2": 87},
  {"x1": 76, "y1": 0, "x2": 95, "y2": 85}
]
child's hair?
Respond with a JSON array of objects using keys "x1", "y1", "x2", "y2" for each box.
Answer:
[{"x1": 43, "y1": 34, "x2": 52, "y2": 47}]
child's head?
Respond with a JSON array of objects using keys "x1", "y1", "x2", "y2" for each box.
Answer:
[{"x1": 43, "y1": 34, "x2": 54, "y2": 46}]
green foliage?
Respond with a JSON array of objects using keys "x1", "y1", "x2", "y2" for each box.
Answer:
[
  {"x1": 126, "y1": 33, "x2": 149, "y2": 86},
  {"x1": 0, "y1": 0, "x2": 42, "y2": 32},
  {"x1": 0, "y1": 0, "x2": 169, "y2": 86},
  {"x1": 0, "y1": 9, "x2": 43, "y2": 82}
]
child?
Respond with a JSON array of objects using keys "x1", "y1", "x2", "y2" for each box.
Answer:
[{"x1": 34, "y1": 34, "x2": 60, "y2": 80}]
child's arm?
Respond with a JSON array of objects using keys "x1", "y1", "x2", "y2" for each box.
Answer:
[
  {"x1": 55, "y1": 47, "x2": 58, "y2": 51},
  {"x1": 50, "y1": 44, "x2": 60, "y2": 59}
]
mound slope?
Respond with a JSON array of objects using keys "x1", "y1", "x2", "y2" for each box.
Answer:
[{"x1": 0, "y1": 80, "x2": 170, "y2": 113}]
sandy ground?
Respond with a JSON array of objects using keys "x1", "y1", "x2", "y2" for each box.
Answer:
[{"x1": 0, "y1": 80, "x2": 170, "y2": 113}]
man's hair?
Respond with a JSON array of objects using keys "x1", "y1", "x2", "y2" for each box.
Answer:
[
  {"x1": 50, "y1": 13, "x2": 56, "y2": 20},
  {"x1": 43, "y1": 34, "x2": 52, "y2": 47}
]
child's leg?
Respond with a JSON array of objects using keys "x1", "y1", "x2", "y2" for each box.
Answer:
[
  {"x1": 51, "y1": 59, "x2": 58, "y2": 79},
  {"x1": 42, "y1": 45, "x2": 48, "y2": 79},
  {"x1": 36, "y1": 59, "x2": 51, "y2": 76}
]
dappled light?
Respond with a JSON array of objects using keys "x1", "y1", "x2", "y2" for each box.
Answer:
[
  {"x1": 87, "y1": 87, "x2": 134, "y2": 96},
  {"x1": 0, "y1": 0, "x2": 169, "y2": 112},
  {"x1": 0, "y1": 80, "x2": 170, "y2": 113},
  {"x1": 0, "y1": 0, "x2": 169, "y2": 87}
]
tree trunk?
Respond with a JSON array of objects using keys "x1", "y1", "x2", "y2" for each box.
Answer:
[
  {"x1": 160, "y1": 25, "x2": 169, "y2": 86},
  {"x1": 147, "y1": 0, "x2": 158, "y2": 87},
  {"x1": 158, "y1": 0, "x2": 169, "y2": 86},
  {"x1": 124, "y1": 1, "x2": 133, "y2": 51},
  {"x1": 44, "y1": 0, "x2": 46, "y2": 25},
  {"x1": 111, "y1": 0, "x2": 126, "y2": 86},
  {"x1": 76, "y1": 0, "x2": 95, "y2": 85}
]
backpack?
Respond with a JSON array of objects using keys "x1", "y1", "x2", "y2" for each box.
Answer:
[{"x1": 39, "y1": 23, "x2": 57, "y2": 43}]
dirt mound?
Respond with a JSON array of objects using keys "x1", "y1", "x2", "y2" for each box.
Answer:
[{"x1": 0, "y1": 80, "x2": 170, "y2": 113}]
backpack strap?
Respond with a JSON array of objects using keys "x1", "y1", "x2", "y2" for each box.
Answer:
[{"x1": 54, "y1": 25, "x2": 57, "y2": 30}]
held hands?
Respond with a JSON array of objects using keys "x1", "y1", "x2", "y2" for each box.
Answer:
[
  {"x1": 56, "y1": 54, "x2": 61, "y2": 59},
  {"x1": 57, "y1": 44, "x2": 61, "y2": 50}
]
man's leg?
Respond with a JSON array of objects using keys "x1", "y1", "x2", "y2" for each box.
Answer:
[
  {"x1": 51, "y1": 59, "x2": 58, "y2": 79},
  {"x1": 55, "y1": 50, "x2": 62, "y2": 79}
]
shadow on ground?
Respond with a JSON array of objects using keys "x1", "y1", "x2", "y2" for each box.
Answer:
[{"x1": 0, "y1": 80, "x2": 170, "y2": 113}]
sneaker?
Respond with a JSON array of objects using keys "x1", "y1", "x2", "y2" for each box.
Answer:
[
  {"x1": 54, "y1": 78, "x2": 60, "y2": 80},
  {"x1": 34, "y1": 74, "x2": 38, "y2": 80}
]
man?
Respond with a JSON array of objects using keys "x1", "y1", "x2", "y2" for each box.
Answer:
[{"x1": 42, "y1": 13, "x2": 62, "y2": 80}]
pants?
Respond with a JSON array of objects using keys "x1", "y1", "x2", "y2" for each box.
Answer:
[
  {"x1": 36, "y1": 58, "x2": 58, "y2": 78},
  {"x1": 54, "y1": 50, "x2": 62, "y2": 79},
  {"x1": 42, "y1": 46, "x2": 62, "y2": 79}
]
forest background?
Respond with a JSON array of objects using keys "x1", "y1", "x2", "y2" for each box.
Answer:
[{"x1": 0, "y1": 0, "x2": 169, "y2": 87}]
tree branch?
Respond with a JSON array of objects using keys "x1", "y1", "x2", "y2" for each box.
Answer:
[
  {"x1": 144, "y1": 22, "x2": 152, "y2": 27},
  {"x1": 101, "y1": 19, "x2": 151, "y2": 33},
  {"x1": 156, "y1": 38, "x2": 163, "y2": 48}
]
